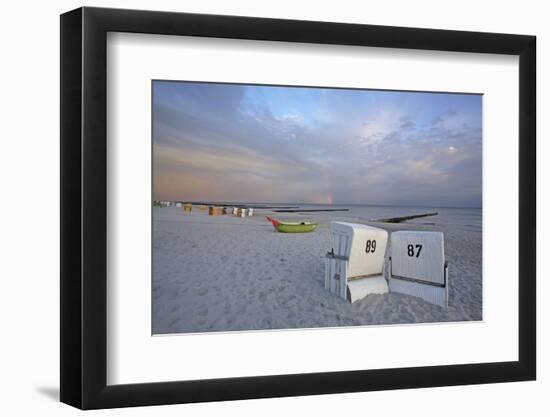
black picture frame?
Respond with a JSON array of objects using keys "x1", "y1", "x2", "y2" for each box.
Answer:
[{"x1": 60, "y1": 6, "x2": 536, "y2": 410}]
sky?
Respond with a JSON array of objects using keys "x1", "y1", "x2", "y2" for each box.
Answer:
[{"x1": 153, "y1": 81, "x2": 482, "y2": 207}]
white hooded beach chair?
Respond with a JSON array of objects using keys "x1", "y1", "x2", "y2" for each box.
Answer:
[
  {"x1": 388, "y1": 231, "x2": 449, "y2": 309},
  {"x1": 325, "y1": 222, "x2": 389, "y2": 303}
]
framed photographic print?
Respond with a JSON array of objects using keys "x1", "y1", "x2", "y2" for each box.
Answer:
[{"x1": 60, "y1": 6, "x2": 536, "y2": 409}]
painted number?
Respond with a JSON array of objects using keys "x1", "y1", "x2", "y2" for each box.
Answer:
[
  {"x1": 365, "y1": 240, "x2": 377, "y2": 254},
  {"x1": 407, "y1": 244, "x2": 423, "y2": 258}
]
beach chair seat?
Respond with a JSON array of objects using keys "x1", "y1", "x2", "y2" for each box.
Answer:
[
  {"x1": 388, "y1": 231, "x2": 449, "y2": 309},
  {"x1": 325, "y1": 222, "x2": 389, "y2": 303}
]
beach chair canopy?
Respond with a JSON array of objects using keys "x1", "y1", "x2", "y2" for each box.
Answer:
[
  {"x1": 390, "y1": 231, "x2": 445, "y2": 285},
  {"x1": 331, "y1": 222, "x2": 388, "y2": 279},
  {"x1": 325, "y1": 222, "x2": 389, "y2": 302}
]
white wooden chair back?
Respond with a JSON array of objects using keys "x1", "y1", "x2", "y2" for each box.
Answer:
[
  {"x1": 389, "y1": 231, "x2": 448, "y2": 309},
  {"x1": 331, "y1": 222, "x2": 388, "y2": 278},
  {"x1": 390, "y1": 231, "x2": 445, "y2": 285}
]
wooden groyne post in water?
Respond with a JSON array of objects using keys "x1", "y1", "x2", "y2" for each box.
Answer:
[{"x1": 373, "y1": 212, "x2": 438, "y2": 223}]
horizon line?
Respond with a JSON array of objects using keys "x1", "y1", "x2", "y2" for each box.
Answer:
[{"x1": 152, "y1": 199, "x2": 482, "y2": 210}]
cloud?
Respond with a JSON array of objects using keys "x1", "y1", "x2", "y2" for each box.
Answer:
[{"x1": 400, "y1": 120, "x2": 416, "y2": 130}]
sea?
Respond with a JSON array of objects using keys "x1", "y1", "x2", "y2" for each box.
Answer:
[{"x1": 227, "y1": 203, "x2": 482, "y2": 234}]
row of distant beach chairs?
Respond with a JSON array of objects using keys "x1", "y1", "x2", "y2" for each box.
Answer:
[
  {"x1": 180, "y1": 203, "x2": 254, "y2": 217},
  {"x1": 325, "y1": 222, "x2": 449, "y2": 309}
]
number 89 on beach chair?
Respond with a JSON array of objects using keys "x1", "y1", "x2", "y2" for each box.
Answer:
[{"x1": 325, "y1": 222, "x2": 389, "y2": 303}]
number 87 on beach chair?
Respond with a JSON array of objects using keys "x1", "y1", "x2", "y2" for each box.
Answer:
[
  {"x1": 325, "y1": 222, "x2": 389, "y2": 303},
  {"x1": 388, "y1": 231, "x2": 449, "y2": 309}
]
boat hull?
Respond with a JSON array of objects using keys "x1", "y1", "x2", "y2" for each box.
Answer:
[
  {"x1": 266, "y1": 216, "x2": 318, "y2": 233},
  {"x1": 276, "y1": 223, "x2": 318, "y2": 233}
]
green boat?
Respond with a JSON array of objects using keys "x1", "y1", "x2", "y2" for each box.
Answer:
[{"x1": 266, "y1": 216, "x2": 318, "y2": 233}]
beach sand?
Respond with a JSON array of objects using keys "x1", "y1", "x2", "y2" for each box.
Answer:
[{"x1": 152, "y1": 206, "x2": 482, "y2": 334}]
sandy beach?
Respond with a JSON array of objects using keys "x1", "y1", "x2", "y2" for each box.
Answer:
[{"x1": 152, "y1": 205, "x2": 482, "y2": 334}]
